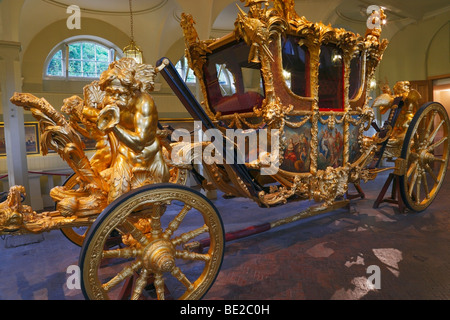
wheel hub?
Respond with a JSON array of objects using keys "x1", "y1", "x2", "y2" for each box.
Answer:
[
  {"x1": 418, "y1": 149, "x2": 433, "y2": 166},
  {"x1": 142, "y1": 240, "x2": 175, "y2": 273}
]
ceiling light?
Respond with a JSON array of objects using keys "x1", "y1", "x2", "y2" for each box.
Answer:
[{"x1": 123, "y1": 0, "x2": 143, "y2": 64}]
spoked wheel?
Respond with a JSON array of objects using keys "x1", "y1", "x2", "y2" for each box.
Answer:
[
  {"x1": 59, "y1": 174, "x2": 90, "y2": 247},
  {"x1": 80, "y1": 183, "x2": 225, "y2": 300},
  {"x1": 399, "y1": 102, "x2": 450, "y2": 212}
]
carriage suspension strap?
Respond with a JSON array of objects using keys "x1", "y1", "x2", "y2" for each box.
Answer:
[{"x1": 155, "y1": 57, "x2": 265, "y2": 198}]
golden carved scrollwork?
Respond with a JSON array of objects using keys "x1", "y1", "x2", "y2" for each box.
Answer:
[
  {"x1": 180, "y1": 13, "x2": 216, "y2": 120},
  {"x1": 309, "y1": 166, "x2": 349, "y2": 205}
]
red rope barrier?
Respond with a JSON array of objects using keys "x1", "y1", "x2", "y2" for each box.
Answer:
[
  {"x1": 28, "y1": 171, "x2": 71, "y2": 177},
  {"x1": 0, "y1": 171, "x2": 71, "y2": 180}
]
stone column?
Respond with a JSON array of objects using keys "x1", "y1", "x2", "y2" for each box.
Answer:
[{"x1": 0, "y1": 40, "x2": 31, "y2": 204}]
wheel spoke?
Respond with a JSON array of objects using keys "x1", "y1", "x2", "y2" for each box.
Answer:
[
  {"x1": 413, "y1": 131, "x2": 420, "y2": 149},
  {"x1": 171, "y1": 225, "x2": 209, "y2": 247},
  {"x1": 427, "y1": 120, "x2": 445, "y2": 147},
  {"x1": 154, "y1": 273, "x2": 166, "y2": 300},
  {"x1": 415, "y1": 173, "x2": 422, "y2": 204},
  {"x1": 427, "y1": 136, "x2": 447, "y2": 152},
  {"x1": 164, "y1": 204, "x2": 192, "y2": 239},
  {"x1": 150, "y1": 205, "x2": 165, "y2": 238},
  {"x1": 171, "y1": 266, "x2": 195, "y2": 291},
  {"x1": 430, "y1": 155, "x2": 446, "y2": 163},
  {"x1": 422, "y1": 172, "x2": 430, "y2": 200},
  {"x1": 417, "y1": 120, "x2": 428, "y2": 143},
  {"x1": 424, "y1": 111, "x2": 436, "y2": 137},
  {"x1": 102, "y1": 260, "x2": 142, "y2": 292},
  {"x1": 424, "y1": 164, "x2": 439, "y2": 184},
  {"x1": 407, "y1": 161, "x2": 417, "y2": 178},
  {"x1": 409, "y1": 169, "x2": 418, "y2": 197},
  {"x1": 102, "y1": 247, "x2": 142, "y2": 259},
  {"x1": 117, "y1": 220, "x2": 150, "y2": 247},
  {"x1": 131, "y1": 268, "x2": 149, "y2": 300},
  {"x1": 175, "y1": 250, "x2": 211, "y2": 262}
]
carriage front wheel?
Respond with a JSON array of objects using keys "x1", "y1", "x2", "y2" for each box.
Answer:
[
  {"x1": 399, "y1": 102, "x2": 450, "y2": 212},
  {"x1": 79, "y1": 183, "x2": 225, "y2": 300}
]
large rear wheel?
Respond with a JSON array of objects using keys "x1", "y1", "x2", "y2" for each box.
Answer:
[{"x1": 399, "y1": 102, "x2": 450, "y2": 212}]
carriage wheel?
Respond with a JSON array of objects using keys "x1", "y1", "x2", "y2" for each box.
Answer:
[
  {"x1": 79, "y1": 183, "x2": 225, "y2": 300},
  {"x1": 59, "y1": 174, "x2": 90, "y2": 247},
  {"x1": 399, "y1": 102, "x2": 450, "y2": 212}
]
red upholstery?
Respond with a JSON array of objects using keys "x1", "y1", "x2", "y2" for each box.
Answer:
[{"x1": 214, "y1": 91, "x2": 264, "y2": 115}]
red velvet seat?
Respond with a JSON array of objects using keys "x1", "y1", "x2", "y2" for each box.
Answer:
[{"x1": 214, "y1": 91, "x2": 264, "y2": 115}]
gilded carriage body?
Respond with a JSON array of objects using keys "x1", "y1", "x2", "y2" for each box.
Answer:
[{"x1": 175, "y1": 1, "x2": 388, "y2": 208}]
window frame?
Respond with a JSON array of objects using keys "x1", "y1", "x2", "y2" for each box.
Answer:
[{"x1": 43, "y1": 35, "x2": 123, "y2": 81}]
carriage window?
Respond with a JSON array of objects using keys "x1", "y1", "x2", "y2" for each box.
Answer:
[
  {"x1": 349, "y1": 53, "x2": 363, "y2": 100},
  {"x1": 216, "y1": 64, "x2": 236, "y2": 96},
  {"x1": 318, "y1": 45, "x2": 344, "y2": 110},
  {"x1": 282, "y1": 37, "x2": 309, "y2": 97},
  {"x1": 203, "y1": 41, "x2": 265, "y2": 115}
]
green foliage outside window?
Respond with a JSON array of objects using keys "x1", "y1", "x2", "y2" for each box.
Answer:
[
  {"x1": 47, "y1": 50, "x2": 64, "y2": 76},
  {"x1": 46, "y1": 41, "x2": 113, "y2": 78}
]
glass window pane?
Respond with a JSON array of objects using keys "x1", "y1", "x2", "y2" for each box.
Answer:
[
  {"x1": 216, "y1": 64, "x2": 236, "y2": 96},
  {"x1": 69, "y1": 43, "x2": 81, "y2": 59},
  {"x1": 96, "y1": 45, "x2": 109, "y2": 62},
  {"x1": 53, "y1": 50, "x2": 63, "y2": 60},
  {"x1": 83, "y1": 61, "x2": 96, "y2": 77},
  {"x1": 186, "y1": 68, "x2": 196, "y2": 83},
  {"x1": 97, "y1": 62, "x2": 109, "y2": 76},
  {"x1": 68, "y1": 60, "x2": 82, "y2": 77},
  {"x1": 47, "y1": 56, "x2": 63, "y2": 76},
  {"x1": 282, "y1": 36, "x2": 309, "y2": 97},
  {"x1": 82, "y1": 43, "x2": 96, "y2": 60},
  {"x1": 176, "y1": 57, "x2": 196, "y2": 83},
  {"x1": 318, "y1": 45, "x2": 344, "y2": 110},
  {"x1": 349, "y1": 54, "x2": 363, "y2": 100}
]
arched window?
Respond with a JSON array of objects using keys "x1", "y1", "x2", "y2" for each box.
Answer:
[{"x1": 44, "y1": 36, "x2": 123, "y2": 80}]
